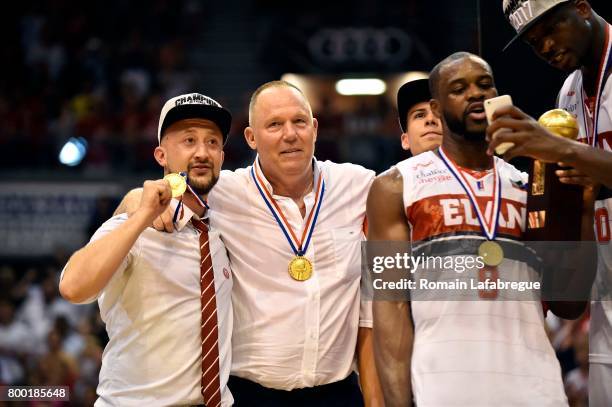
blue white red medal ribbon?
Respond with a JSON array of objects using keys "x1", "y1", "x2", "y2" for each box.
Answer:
[
  {"x1": 250, "y1": 158, "x2": 325, "y2": 257},
  {"x1": 580, "y1": 24, "x2": 612, "y2": 147},
  {"x1": 438, "y1": 147, "x2": 502, "y2": 241},
  {"x1": 172, "y1": 172, "x2": 209, "y2": 224}
]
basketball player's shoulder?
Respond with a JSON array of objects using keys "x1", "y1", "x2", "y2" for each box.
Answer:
[
  {"x1": 368, "y1": 168, "x2": 403, "y2": 221},
  {"x1": 558, "y1": 69, "x2": 581, "y2": 102},
  {"x1": 562, "y1": 69, "x2": 580, "y2": 86},
  {"x1": 395, "y1": 150, "x2": 437, "y2": 175},
  {"x1": 371, "y1": 166, "x2": 403, "y2": 197}
]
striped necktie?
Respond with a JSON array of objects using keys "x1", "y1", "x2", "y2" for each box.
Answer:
[{"x1": 192, "y1": 219, "x2": 222, "y2": 407}]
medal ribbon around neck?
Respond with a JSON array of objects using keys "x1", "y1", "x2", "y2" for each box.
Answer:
[
  {"x1": 250, "y1": 158, "x2": 325, "y2": 257},
  {"x1": 438, "y1": 147, "x2": 502, "y2": 241},
  {"x1": 171, "y1": 172, "x2": 209, "y2": 224},
  {"x1": 580, "y1": 23, "x2": 612, "y2": 147}
]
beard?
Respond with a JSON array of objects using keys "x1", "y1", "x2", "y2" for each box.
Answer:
[
  {"x1": 187, "y1": 164, "x2": 219, "y2": 195},
  {"x1": 444, "y1": 109, "x2": 486, "y2": 141},
  {"x1": 188, "y1": 172, "x2": 219, "y2": 195},
  {"x1": 182, "y1": 160, "x2": 219, "y2": 196}
]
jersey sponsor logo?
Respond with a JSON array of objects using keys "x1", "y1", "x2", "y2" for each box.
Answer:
[
  {"x1": 407, "y1": 194, "x2": 525, "y2": 241},
  {"x1": 411, "y1": 160, "x2": 434, "y2": 170},
  {"x1": 415, "y1": 167, "x2": 453, "y2": 184},
  {"x1": 439, "y1": 197, "x2": 525, "y2": 231},
  {"x1": 563, "y1": 102, "x2": 578, "y2": 114}
]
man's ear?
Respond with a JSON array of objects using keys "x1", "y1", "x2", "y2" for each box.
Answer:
[
  {"x1": 400, "y1": 133, "x2": 411, "y2": 151},
  {"x1": 244, "y1": 127, "x2": 257, "y2": 150},
  {"x1": 312, "y1": 117, "x2": 318, "y2": 142},
  {"x1": 154, "y1": 145, "x2": 167, "y2": 167},
  {"x1": 574, "y1": 0, "x2": 592, "y2": 19}
]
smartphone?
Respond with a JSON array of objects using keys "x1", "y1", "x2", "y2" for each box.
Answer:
[{"x1": 484, "y1": 95, "x2": 514, "y2": 155}]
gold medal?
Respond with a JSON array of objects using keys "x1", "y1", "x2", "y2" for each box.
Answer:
[
  {"x1": 478, "y1": 241, "x2": 504, "y2": 267},
  {"x1": 164, "y1": 173, "x2": 187, "y2": 198},
  {"x1": 288, "y1": 256, "x2": 313, "y2": 281}
]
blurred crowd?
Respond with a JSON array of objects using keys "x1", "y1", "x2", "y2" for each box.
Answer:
[
  {"x1": 0, "y1": 0, "x2": 207, "y2": 174},
  {"x1": 547, "y1": 313, "x2": 591, "y2": 407},
  {"x1": 0, "y1": 261, "x2": 105, "y2": 405},
  {"x1": 0, "y1": 1, "x2": 408, "y2": 176}
]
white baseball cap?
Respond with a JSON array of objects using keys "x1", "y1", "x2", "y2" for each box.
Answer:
[
  {"x1": 157, "y1": 93, "x2": 232, "y2": 144},
  {"x1": 502, "y1": 0, "x2": 572, "y2": 50}
]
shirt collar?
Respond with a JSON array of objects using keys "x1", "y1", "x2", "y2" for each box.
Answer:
[
  {"x1": 253, "y1": 155, "x2": 321, "y2": 197},
  {"x1": 169, "y1": 198, "x2": 209, "y2": 232}
]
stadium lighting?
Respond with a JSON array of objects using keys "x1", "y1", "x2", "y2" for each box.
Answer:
[
  {"x1": 399, "y1": 71, "x2": 429, "y2": 83},
  {"x1": 59, "y1": 137, "x2": 88, "y2": 166},
  {"x1": 335, "y1": 78, "x2": 387, "y2": 96}
]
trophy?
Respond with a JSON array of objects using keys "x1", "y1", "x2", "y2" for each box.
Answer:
[{"x1": 524, "y1": 109, "x2": 583, "y2": 241}]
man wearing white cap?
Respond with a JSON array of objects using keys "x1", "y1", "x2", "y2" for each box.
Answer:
[
  {"x1": 59, "y1": 93, "x2": 234, "y2": 406},
  {"x1": 497, "y1": 1, "x2": 612, "y2": 404}
]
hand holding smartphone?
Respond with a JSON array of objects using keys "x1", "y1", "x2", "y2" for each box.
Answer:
[{"x1": 484, "y1": 95, "x2": 514, "y2": 155}]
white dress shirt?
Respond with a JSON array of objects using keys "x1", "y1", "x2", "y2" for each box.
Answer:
[
  {"x1": 208, "y1": 159, "x2": 374, "y2": 390},
  {"x1": 66, "y1": 201, "x2": 233, "y2": 406}
]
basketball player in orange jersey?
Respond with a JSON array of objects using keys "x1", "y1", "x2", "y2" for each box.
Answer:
[{"x1": 368, "y1": 52, "x2": 587, "y2": 406}]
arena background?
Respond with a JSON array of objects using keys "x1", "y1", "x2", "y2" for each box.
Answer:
[{"x1": 0, "y1": 0, "x2": 609, "y2": 405}]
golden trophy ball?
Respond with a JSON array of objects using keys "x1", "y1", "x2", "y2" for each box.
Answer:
[{"x1": 537, "y1": 109, "x2": 579, "y2": 140}]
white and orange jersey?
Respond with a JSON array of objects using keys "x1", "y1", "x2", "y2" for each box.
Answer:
[
  {"x1": 395, "y1": 151, "x2": 567, "y2": 406},
  {"x1": 402, "y1": 151, "x2": 526, "y2": 242},
  {"x1": 559, "y1": 64, "x2": 612, "y2": 366}
]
